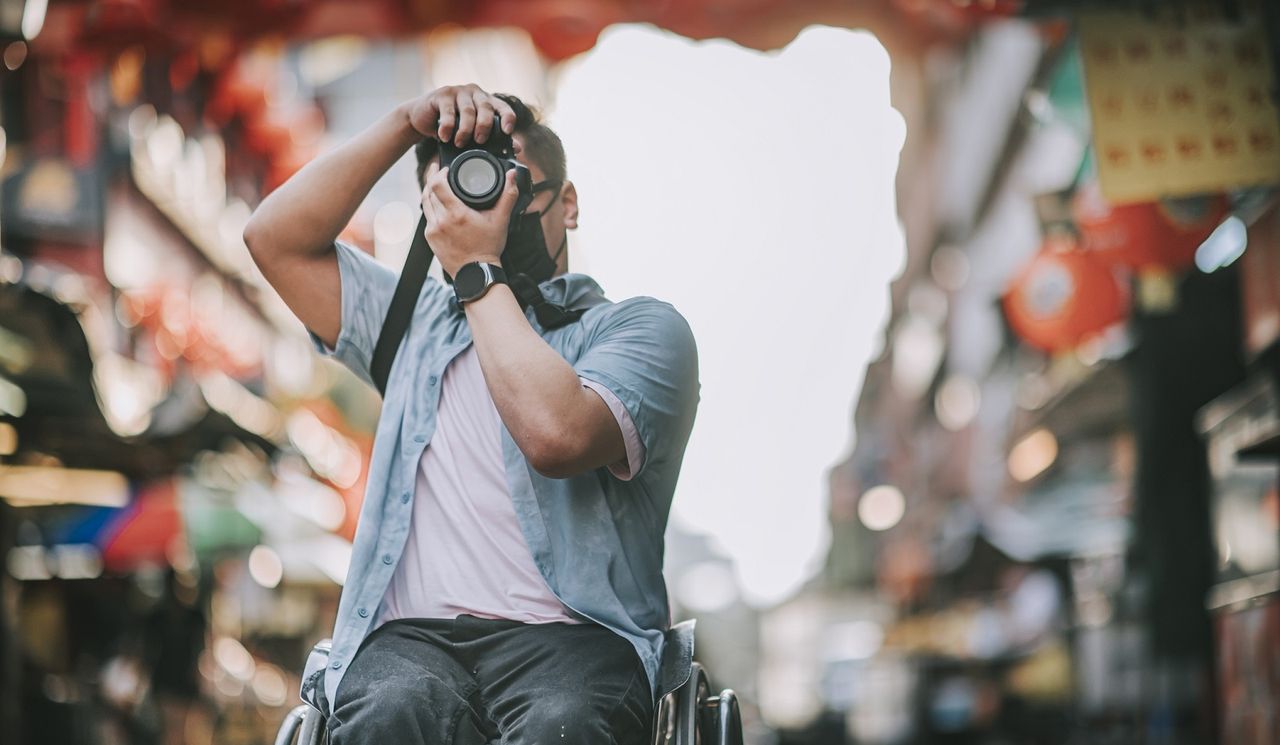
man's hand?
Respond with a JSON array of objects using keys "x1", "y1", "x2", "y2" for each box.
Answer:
[
  {"x1": 407, "y1": 84, "x2": 517, "y2": 146},
  {"x1": 421, "y1": 160, "x2": 520, "y2": 277}
]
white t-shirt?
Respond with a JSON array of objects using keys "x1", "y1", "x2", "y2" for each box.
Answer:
[{"x1": 375, "y1": 346, "x2": 645, "y2": 626}]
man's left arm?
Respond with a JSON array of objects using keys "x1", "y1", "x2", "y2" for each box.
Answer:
[
  {"x1": 464, "y1": 284, "x2": 629, "y2": 478},
  {"x1": 421, "y1": 159, "x2": 696, "y2": 479}
]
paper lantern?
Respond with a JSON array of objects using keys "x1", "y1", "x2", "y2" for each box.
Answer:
[
  {"x1": 206, "y1": 54, "x2": 279, "y2": 124},
  {"x1": 1003, "y1": 234, "x2": 1128, "y2": 353},
  {"x1": 651, "y1": 0, "x2": 777, "y2": 42},
  {"x1": 78, "y1": 0, "x2": 168, "y2": 50},
  {"x1": 244, "y1": 104, "x2": 324, "y2": 157},
  {"x1": 475, "y1": 0, "x2": 625, "y2": 61},
  {"x1": 1072, "y1": 181, "x2": 1228, "y2": 271},
  {"x1": 264, "y1": 140, "x2": 320, "y2": 194},
  {"x1": 889, "y1": 0, "x2": 1022, "y2": 38}
]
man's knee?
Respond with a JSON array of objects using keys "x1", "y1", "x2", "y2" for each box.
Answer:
[
  {"x1": 512, "y1": 692, "x2": 610, "y2": 744},
  {"x1": 331, "y1": 673, "x2": 485, "y2": 744}
]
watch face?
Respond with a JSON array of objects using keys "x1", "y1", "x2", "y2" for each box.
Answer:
[{"x1": 454, "y1": 262, "x2": 487, "y2": 301}]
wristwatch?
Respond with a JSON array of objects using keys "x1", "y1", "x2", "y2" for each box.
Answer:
[{"x1": 453, "y1": 262, "x2": 507, "y2": 305}]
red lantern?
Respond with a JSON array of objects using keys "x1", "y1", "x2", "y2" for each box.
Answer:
[
  {"x1": 473, "y1": 0, "x2": 626, "y2": 62},
  {"x1": 1072, "y1": 181, "x2": 1229, "y2": 272},
  {"x1": 889, "y1": 0, "x2": 1022, "y2": 39},
  {"x1": 207, "y1": 54, "x2": 278, "y2": 125},
  {"x1": 78, "y1": 0, "x2": 170, "y2": 50},
  {"x1": 244, "y1": 104, "x2": 325, "y2": 157},
  {"x1": 1003, "y1": 233, "x2": 1128, "y2": 353},
  {"x1": 650, "y1": 0, "x2": 776, "y2": 43},
  {"x1": 264, "y1": 139, "x2": 321, "y2": 194}
]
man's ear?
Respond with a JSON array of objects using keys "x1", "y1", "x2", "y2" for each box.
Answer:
[{"x1": 561, "y1": 181, "x2": 579, "y2": 230}]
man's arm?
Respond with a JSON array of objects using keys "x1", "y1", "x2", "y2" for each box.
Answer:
[
  {"x1": 465, "y1": 283, "x2": 629, "y2": 478},
  {"x1": 243, "y1": 86, "x2": 515, "y2": 348},
  {"x1": 418, "y1": 161, "x2": 627, "y2": 478},
  {"x1": 243, "y1": 104, "x2": 419, "y2": 348}
]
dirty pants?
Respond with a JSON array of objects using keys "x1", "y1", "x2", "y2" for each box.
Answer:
[{"x1": 323, "y1": 615, "x2": 653, "y2": 745}]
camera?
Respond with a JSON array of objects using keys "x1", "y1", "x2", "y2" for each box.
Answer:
[{"x1": 438, "y1": 115, "x2": 534, "y2": 214}]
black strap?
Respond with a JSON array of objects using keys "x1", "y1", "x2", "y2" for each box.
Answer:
[
  {"x1": 369, "y1": 214, "x2": 585, "y2": 397},
  {"x1": 509, "y1": 274, "x2": 586, "y2": 330},
  {"x1": 370, "y1": 214, "x2": 432, "y2": 396}
]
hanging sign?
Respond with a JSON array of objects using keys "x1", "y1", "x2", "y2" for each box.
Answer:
[
  {"x1": 1, "y1": 156, "x2": 104, "y2": 245},
  {"x1": 1079, "y1": 10, "x2": 1280, "y2": 203}
]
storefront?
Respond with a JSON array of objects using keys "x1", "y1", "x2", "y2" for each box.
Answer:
[{"x1": 1198, "y1": 198, "x2": 1280, "y2": 745}]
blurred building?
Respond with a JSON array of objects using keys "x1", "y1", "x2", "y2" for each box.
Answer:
[
  {"x1": 1, "y1": 2, "x2": 1279, "y2": 745},
  {"x1": 0, "y1": 4, "x2": 1043, "y2": 744},
  {"x1": 821, "y1": 4, "x2": 1280, "y2": 745}
]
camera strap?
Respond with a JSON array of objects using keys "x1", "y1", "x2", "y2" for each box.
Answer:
[
  {"x1": 369, "y1": 214, "x2": 585, "y2": 397},
  {"x1": 509, "y1": 274, "x2": 586, "y2": 331},
  {"x1": 370, "y1": 214, "x2": 433, "y2": 397}
]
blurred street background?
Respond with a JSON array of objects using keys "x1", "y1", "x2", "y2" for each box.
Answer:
[{"x1": 1, "y1": 0, "x2": 1280, "y2": 743}]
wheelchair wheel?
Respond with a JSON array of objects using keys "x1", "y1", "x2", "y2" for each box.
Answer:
[
  {"x1": 274, "y1": 704, "x2": 326, "y2": 745},
  {"x1": 274, "y1": 705, "x2": 309, "y2": 745},
  {"x1": 654, "y1": 688, "x2": 678, "y2": 745},
  {"x1": 673, "y1": 662, "x2": 711, "y2": 745},
  {"x1": 298, "y1": 705, "x2": 326, "y2": 745},
  {"x1": 711, "y1": 689, "x2": 744, "y2": 745}
]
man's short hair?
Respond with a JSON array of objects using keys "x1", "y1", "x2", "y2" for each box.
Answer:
[{"x1": 414, "y1": 93, "x2": 566, "y2": 188}]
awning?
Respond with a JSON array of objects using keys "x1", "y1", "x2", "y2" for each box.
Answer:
[
  {"x1": 0, "y1": 263, "x2": 277, "y2": 484},
  {"x1": 35, "y1": 0, "x2": 1022, "y2": 64}
]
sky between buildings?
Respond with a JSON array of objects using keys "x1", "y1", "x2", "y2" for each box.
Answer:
[{"x1": 551, "y1": 24, "x2": 906, "y2": 606}]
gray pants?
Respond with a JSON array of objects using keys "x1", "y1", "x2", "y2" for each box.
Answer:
[{"x1": 322, "y1": 615, "x2": 653, "y2": 745}]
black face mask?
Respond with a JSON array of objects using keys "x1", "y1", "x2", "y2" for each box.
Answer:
[
  {"x1": 502, "y1": 209, "x2": 560, "y2": 285},
  {"x1": 501, "y1": 208, "x2": 580, "y2": 329}
]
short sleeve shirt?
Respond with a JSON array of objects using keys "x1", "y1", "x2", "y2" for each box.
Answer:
[{"x1": 308, "y1": 241, "x2": 700, "y2": 706}]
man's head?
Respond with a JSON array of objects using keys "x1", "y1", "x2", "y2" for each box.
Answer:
[{"x1": 414, "y1": 93, "x2": 578, "y2": 276}]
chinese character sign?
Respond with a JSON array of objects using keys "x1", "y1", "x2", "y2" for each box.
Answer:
[{"x1": 1080, "y1": 12, "x2": 1280, "y2": 203}]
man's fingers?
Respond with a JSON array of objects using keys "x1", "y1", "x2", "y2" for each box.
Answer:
[
  {"x1": 495, "y1": 169, "x2": 519, "y2": 212},
  {"x1": 420, "y1": 183, "x2": 438, "y2": 225},
  {"x1": 493, "y1": 97, "x2": 516, "y2": 134},
  {"x1": 413, "y1": 99, "x2": 441, "y2": 138},
  {"x1": 473, "y1": 95, "x2": 496, "y2": 144},
  {"x1": 454, "y1": 90, "x2": 477, "y2": 146},
  {"x1": 429, "y1": 166, "x2": 463, "y2": 211},
  {"x1": 426, "y1": 189, "x2": 447, "y2": 221},
  {"x1": 436, "y1": 98, "x2": 457, "y2": 143}
]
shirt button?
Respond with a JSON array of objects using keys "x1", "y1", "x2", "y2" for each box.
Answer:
[
  {"x1": 413, "y1": 434, "x2": 426, "y2": 443},
  {"x1": 357, "y1": 607, "x2": 368, "y2": 618},
  {"x1": 331, "y1": 660, "x2": 343, "y2": 670},
  {"x1": 428, "y1": 374, "x2": 439, "y2": 386},
  {"x1": 382, "y1": 553, "x2": 393, "y2": 565},
  {"x1": 401, "y1": 491, "x2": 411, "y2": 504}
]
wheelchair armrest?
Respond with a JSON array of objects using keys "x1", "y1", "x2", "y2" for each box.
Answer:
[
  {"x1": 299, "y1": 639, "x2": 333, "y2": 713},
  {"x1": 657, "y1": 620, "x2": 696, "y2": 700}
]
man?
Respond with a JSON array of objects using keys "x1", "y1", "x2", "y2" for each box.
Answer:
[{"x1": 244, "y1": 84, "x2": 699, "y2": 744}]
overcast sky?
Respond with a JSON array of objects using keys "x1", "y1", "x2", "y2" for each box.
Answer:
[{"x1": 550, "y1": 25, "x2": 906, "y2": 606}]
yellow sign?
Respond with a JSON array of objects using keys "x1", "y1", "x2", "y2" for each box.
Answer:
[{"x1": 1080, "y1": 11, "x2": 1280, "y2": 203}]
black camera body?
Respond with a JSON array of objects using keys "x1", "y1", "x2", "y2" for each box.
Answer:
[{"x1": 438, "y1": 116, "x2": 534, "y2": 215}]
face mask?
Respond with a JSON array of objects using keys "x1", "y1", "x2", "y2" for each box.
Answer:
[
  {"x1": 501, "y1": 210, "x2": 560, "y2": 285},
  {"x1": 429, "y1": 181, "x2": 581, "y2": 328},
  {"x1": 502, "y1": 204, "x2": 581, "y2": 329}
]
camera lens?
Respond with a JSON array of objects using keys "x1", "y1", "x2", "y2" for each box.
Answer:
[{"x1": 456, "y1": 156, "x2": 499, "y2": 198}]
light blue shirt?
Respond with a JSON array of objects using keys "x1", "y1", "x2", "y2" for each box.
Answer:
[{"x1": 308, "y1": 241, "x2": 700, "y2": 708}]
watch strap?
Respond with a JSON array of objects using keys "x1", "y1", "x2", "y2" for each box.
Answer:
[{"x1": 455, "y1": 262, "x2": 507, "y2": 304}]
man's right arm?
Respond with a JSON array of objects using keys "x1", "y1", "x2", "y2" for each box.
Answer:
[
  {"x1": 243, "y1": 85, "x2": 518, "y2": 349},
  {"x1": 242, "y1": 104, "x2": 422, "y2": 348}
]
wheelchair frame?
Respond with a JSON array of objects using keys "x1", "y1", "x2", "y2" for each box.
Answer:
[{"x1": 274, "y1": 649, "x2": 744, "y2": 745}]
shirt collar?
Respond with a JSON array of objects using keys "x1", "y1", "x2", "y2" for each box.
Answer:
[{"x1": 447, "y1": 272, "x2": 610, "y2": 316}]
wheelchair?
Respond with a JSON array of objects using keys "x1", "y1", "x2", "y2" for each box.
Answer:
[{"x1": 273, "y1": 620, "x2": 744, "y2": 745}]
